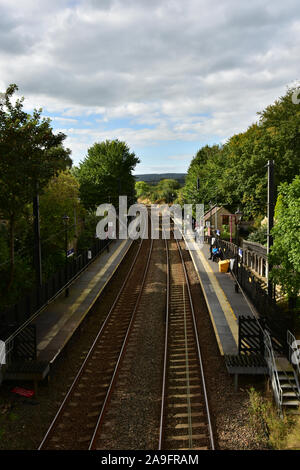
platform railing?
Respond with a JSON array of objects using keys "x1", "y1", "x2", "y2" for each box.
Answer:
[
  {"x1": 287, "y1": 330, "x2": 300, "y2": 378},
  {"x1": 0, "y1": 238, "x2": 111, "y2": 342},
  {"x1": 264, "y1": 330, "x2": 283, "y2": 412}
]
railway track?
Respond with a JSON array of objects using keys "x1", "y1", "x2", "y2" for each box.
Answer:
[
  {"x1": 39, "y1": 212, "x2": 215, "y2": 450},
  {"x1": 39, "y1": 235, "x2": 153, "y2": 450},
  {"x1": 88, "y1": 237, "x2": 165, "y2": 450},
  {"x1": 159, "y1": 227, "x2": 215, "y2": 450}
]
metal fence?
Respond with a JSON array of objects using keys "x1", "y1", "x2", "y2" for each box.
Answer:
[
  {"x1": 0, "y1": 237, "x2": 111, "y2": 342},
  {"x1": 216, "y1": 238, "x2": 293, "y2": 347}
]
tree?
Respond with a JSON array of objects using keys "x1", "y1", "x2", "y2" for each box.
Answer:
[
  {"x1": 269, "y1": 176, "x2": 300, "y2": 308},
  {"x1": 182, "y1": 144, "x2": 223, "y2": 207},
  {"x1": 39, "y1": 170, "x2": 83, "y2": 277},
  {"x1": 181, "y1": 86, "x2": 300, "y2": 221},
  {"x1": 156, "y1": 179, "x2": 180, "y2": 203},
  {"x1": 75, "y1": 140, "x2": 140, "y2": 210},
  {"x1": 0, "y1": 84, "x2": 72, "y2": 288},
  {"x1": 135, "y1": 181, "x2": 151, "y2": 200}
]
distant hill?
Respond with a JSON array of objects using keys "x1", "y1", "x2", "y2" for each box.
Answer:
[{"x1": 134, "y1": 173, "x2": 186, "y2": 186}]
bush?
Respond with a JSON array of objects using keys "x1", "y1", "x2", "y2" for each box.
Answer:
[
  {"x1": 247, "y1": 225, "x2": 267, "y2": 245},
  {"x1": 248, "y1": 388, "x2": 297, "y2": 449}
]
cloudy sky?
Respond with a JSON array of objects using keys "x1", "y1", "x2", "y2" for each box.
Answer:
[{"x1": 0, "y1": 0, "x2": 299, "y2": 174}]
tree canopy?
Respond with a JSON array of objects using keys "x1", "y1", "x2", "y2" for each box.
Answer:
[
  {"x1": 75, "y1": 139, "x2": 140, "y2": 210},
  {"x1": 269, "y1": 175, "x2": 300, "y2": 303},
  {"x1": 182, "y1": 86, "x2": 300, "y2": 220},
  {"x1": 0, "y1": 84, "x2": 72, "y2": 288}
]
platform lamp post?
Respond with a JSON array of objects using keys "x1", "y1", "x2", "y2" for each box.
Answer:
[
  {"x1": 62, "y1": 214, "x2": 70, "y2": 297},
  {"x1": 208, "y1": 200, "x2": 213, "y2": 258},
  {"x1": 234, "y1": 208, "x2": 243, "y2": 291}
]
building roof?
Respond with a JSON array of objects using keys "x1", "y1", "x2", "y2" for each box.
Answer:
[{"x1": 203, "y1": 205, "x2": 232, "y2": 220}]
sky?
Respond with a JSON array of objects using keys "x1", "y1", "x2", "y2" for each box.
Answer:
[{"x1": 0, "y1": 0, "x2": 299, "y2": 174}]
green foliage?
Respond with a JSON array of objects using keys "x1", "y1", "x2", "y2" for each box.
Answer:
[
  {"x1": 0, "y1": 84, "x2": 72, "y2": 289},
  {"x1": 135, "y1": 181, "x2": 151, "y2": 200},
  {"x1": 75, "y1": 139, "x2": 140, "y2": 210},
  {"x1": 221, "y1": 225, "x2": 230, "y2": 241},
  {"x1": 269, "y1": 175, "x2": 300, "y2": 300},
  {"x1": 38, "y1": 170, "x2": 83, "y2": 278},
  {"x1": 76, "y1": 210, "x2": 101, "y2": 252},
  {"x1": 247, "y1": 225, "x2": 267, "y2": 245},
  {"x1": 182, "y1": 86, "x2": 300, "y2": 221},
  {"x1": 156, "y1": 179, "x2": 180, "y2": 203},
  {"x1": 182, "y1": 145, "x2": 223, "y2": 207},
  {"x1": 136, "y1": 178, "x2": 180, "y2": 203},
  {"x1": 0, "y1": 171, "x2": 85, "y2": 306},
  {"x1": 248, "y1": 388, "x2": 296, "y2": 449}
]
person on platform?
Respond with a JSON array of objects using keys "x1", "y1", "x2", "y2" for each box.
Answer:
[{"x1": 212, "y1": 246, "x2": 222, "y2": 262}]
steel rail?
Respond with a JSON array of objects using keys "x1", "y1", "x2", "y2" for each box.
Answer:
[
  {"x1": 175, "y1": 237, "x2": 215, "y2": 450},
  {"x1": 158, "y1": 221, "x2": 215, "y2": 450},
  {"x1": 38, "y1": 237, "x2": 146, "y2": 450},
  {"x1": 158, "y1": 229, "x2": 169, "y2": 450},
  {"x1": 88, "y1": 237, "x2": 154, "y2": 450}
]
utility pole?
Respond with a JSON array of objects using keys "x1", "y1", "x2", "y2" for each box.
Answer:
[
  {"x1": 267, "y1": 160, "x2": 275, "y2": 299},
  {"x1": 33, "y1": 181, "x2": 42, "y2": 287},
  {"x1": 62, "y1": 215, "x2": 70, "y2": 298}
]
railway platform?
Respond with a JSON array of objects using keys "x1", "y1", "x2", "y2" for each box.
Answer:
[
  {"x1": 189, "y1": 241, "x2": 255, "y2": 355},
  {"x1": 175, "y1": 225, "x2": 256, "y2": 357},
  {"x1": 34, "y1": 237, "x2": 133, "y2": 364}
]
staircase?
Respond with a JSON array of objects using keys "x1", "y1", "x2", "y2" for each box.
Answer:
[
  {"x1": 264, "y1": 331, "x2": 300, "y2": 415},
  {"x1": 275, "y1": 357, "x2": 300, "y2": 410}
]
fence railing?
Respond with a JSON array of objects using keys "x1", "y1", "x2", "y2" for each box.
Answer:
[
  {"x1": 264, "y1": 330, "x2": 283, "y2": 411},
  {"x1": 0, "y1": 237, "x2": 111, "y2": 342},
  {"x1": 213, "y1": 237, "x2": 293, "y2": 349},
  {"x1": 287, "y1": 330, "x2": 300, "y2": 378}
]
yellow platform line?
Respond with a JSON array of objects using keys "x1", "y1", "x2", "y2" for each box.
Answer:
[
  {"x1": 173, "y1": 219, "x2": 225, "y2": 355},
  {"x1": 38, "y1": 238, "x2": 132, "y2": 357},
  {"x1": 173, "y1": 217, "x2": 239, "y2": 355},
  {"x1": 196, "y1": 248, "x2": 239, "y2": 348},
  {"x1": 187, "y1": 247, "x2": 225, "y2": 356}
]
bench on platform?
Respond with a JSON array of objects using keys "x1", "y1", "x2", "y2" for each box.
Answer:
[
  {"x1": 225, "y1": 354, "x2": 268, "y2": 391},
  {"x1": 3, "y1": 360, "x2": 50, "y2": 396}
]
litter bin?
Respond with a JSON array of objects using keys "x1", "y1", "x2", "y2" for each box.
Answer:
[{"x1": 219, "y1": 259, "x2": 230, "y2": 273}]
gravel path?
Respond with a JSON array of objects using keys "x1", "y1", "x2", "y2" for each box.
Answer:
[
  {"x1": 0, "y1": 241, "x2": 140, "y2": 450},
  {"x1": 0, "y1": 236, "x2": 265, "y2": 450},
  {"x1": 93, "y1": 238, "x2": 167, "y2": 449},
  {"x1": 180, "y1": 240, "x2": 265, "y2": 450}
]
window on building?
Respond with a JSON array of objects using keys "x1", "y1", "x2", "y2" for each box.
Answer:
[{"x1": 222, "y1": 215, "x2": 229, "y2": 225}]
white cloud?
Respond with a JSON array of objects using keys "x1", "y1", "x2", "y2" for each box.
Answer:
[{"x1": 0, "y1": 0, "x2": 299, "y2": 169}]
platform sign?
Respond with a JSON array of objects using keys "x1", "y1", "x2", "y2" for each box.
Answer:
[
  {"x1": 0, "y1": 340, "x2": 5, "y2": 365},
  {"x1": 67, "y1": 248, "x2": 74, "y2": 258},
  {"x1": 11, "y1": 387, "x2": 34, "y2": 398}
]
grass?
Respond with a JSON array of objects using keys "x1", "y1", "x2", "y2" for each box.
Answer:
[{"x1": 248, "y1": 387, "x2": 300, "y2": 449}]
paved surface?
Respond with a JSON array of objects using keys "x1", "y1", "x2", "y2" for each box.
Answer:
[
  {"x1": 194, "y1": 243, "x2": 255, "y2": 355},
  {"x1": 34, "y1": 237, "x2": 133, "y2": 363},
  {"x1": 174, "y1": 218, "x2": 256, "y2": 356}
]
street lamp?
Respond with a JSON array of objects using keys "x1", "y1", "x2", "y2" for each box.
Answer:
[
  {"x1": 234, "y1": 208, "x2": 243, "y2": 291},
  {"x1": 62, "y1": 214, "x2": 70, "y2": 297},
  {"x1": 208, "y1": 201, "x2": 213, "y2": 258},
  {"x1": 235, "y1": 208, "x2": 243, "y2": 242}
]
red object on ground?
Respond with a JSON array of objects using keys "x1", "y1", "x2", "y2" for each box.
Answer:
[{"x1": 11, "y1": 387, "x2": 35, "y2": 398}]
